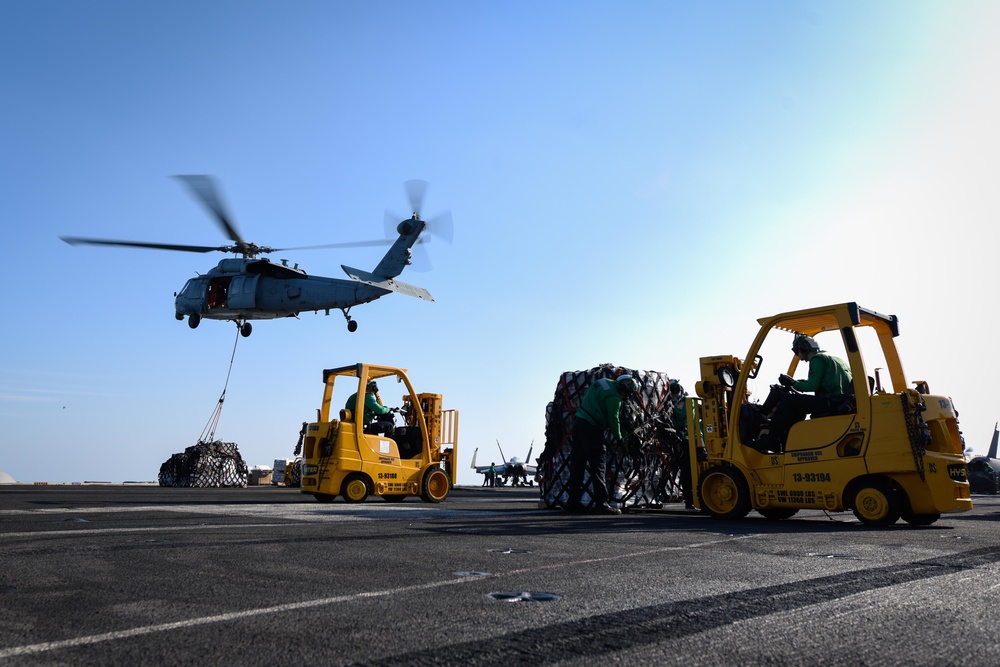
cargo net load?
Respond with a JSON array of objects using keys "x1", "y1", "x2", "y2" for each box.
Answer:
[
  {"x1": 158, "y1": 440, "x2": 249, "y2": 488},
  {"x1": 538, "y1": 364, "x2": 685, "y2": 510}
]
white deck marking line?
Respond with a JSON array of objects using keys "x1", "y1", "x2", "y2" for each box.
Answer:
[
  {"x1": 0, "y1": 535, "x2": 756, "y2": 659},
  {"x1": 1, "y1": 523, "x2": 327, "y2": 539},
  {"x1": 0, "y1": 504, "x2": 541, "y2": 519}
]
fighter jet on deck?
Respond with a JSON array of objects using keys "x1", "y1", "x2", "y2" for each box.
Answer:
[
  {"x1": 968, "y1": 423, "x2": 1000, "y2": 494},
  {"x1": 471, "y1": 441, "x2": 537, "y2": 487}
]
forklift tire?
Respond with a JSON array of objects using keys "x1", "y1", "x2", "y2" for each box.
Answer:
[
  {"x1": 342, "y1": 473, "x2": 371, "y2": 503},
  {"x1": 420, "y1": 468, "x2": 450, "y2": 503},
  {"x1": 698, "y1": 467, "x2": 751, "y2": 519},
  {"x1": 852, "y1": 480, "x2": 902, "y2": 526},
  {"x1": 756, "y1": 508, "x2": 799, "y2": 520}
]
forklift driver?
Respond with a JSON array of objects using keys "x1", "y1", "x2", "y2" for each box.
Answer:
[
  {"x1": 346, "y1": 380, "x2": 397, "y2": 438},
  {"x1": 756, "y1": 334, "x2": 853, "y2": 453}
]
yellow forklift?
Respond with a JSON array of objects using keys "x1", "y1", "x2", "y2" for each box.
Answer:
[
  {"x1": 687, "y1": 302, "x2": 971, "y2": 526},
  {"x1": 300, "y1": 363, "x2": 458, "y2": 503}
]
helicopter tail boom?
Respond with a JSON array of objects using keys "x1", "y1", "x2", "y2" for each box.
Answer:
[{"x1": 341, "y1": 266, "x2": 434, "y2": 301}]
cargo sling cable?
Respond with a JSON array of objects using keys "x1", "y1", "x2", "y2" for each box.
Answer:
[{"x1": 197, "y1": 327, "x2": 241, "y2": 444}]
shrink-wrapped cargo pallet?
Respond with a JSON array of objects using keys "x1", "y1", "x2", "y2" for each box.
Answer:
[
  {"x1": 158, "y1": 440, "x2": 249, "y2": 488},
  {"x1": 538, "y1": 364, "x2": 686, "y2": 509}
]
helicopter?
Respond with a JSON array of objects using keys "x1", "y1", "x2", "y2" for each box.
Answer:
[{"x1": 61, "y1": 175, "x2": 452, "y2": 336}]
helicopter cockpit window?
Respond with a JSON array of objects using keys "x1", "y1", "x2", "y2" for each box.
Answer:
[{"x1": 179, "y1": 279, "x2": 204, "y2": 298}]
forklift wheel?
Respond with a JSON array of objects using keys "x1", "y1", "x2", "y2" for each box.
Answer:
[
  {"x1": 342, "y1": 473, "x2": 371, "y2": 503},
  {"x1": 852, "y1": 480, "x2": 902, "y2": 526},
  {"x1": 420, "y1": 468, "x2": 450, "y2": 503},
  {"x1": 698, "y1": 467, "x2": 751, "y2": 520}
]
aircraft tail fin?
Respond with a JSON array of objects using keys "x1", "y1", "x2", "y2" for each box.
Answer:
[
  {"x1": 341, "y1": 214, "x2": 433, "y2": 300},
  {"x1": 526, "y1": 440, "x2": 533, "y2": 465},
  {"x1": 989, "y1": 422, "x2": 998, "y2": 459},
  {"x1": 375, "y1": 214, "x2": 425, "y2": 279},
  {"x1": 497, "y1": 439, "x2": 507, "y2": 465},
  {"x1": 470, "y1": 447, "x2": 479, "y2": 469},
  {"x1": 341, "y1": 266, "x2": 433, "y2": 301}
]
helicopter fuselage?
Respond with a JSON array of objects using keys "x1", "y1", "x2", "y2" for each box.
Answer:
[
  {"x1": 63, "y1": 175, "x2": 444, "y2": 335},
  {"x1": 175, "y1": 258, "x2": 389, "y2": 321}
]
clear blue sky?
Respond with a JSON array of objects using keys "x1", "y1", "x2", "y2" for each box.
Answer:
[{"x1": 2, "y1": 1, "x2": 997, "y2": 487}]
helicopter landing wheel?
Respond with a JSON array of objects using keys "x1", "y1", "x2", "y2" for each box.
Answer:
[
  {"x1": 188, "y1": 313, "x2": 201, "y2": 329},
  {"x1": 240, "y1": 321, "x2": 252, "y2": 337},
  {"x1": 340, "y1": 308, "x2": 358, "y2": 332},
  {"x1": 175, "y1": 312, "x2": 184, "y2": 321}
]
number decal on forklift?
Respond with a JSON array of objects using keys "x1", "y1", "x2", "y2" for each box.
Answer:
[
  {"x1": 792, "y1": 472, "x2": 831, "y2": 483},
  {"x1": 378, "y1": 472, "x2": 399, "y2": 480}
]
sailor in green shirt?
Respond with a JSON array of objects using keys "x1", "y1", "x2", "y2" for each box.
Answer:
[
  {"x1": 669, "y1": 379, "x2": 694, "y2": 509},
  {"x1": 567, "y1": 374, "x2": 639, "y2": 514},
  {"x1": 758, "y1": 334, "x2": 853, "y2": 452},
  {"x1": 346, "y1": 380, "x2": 396, "y2": 437}
]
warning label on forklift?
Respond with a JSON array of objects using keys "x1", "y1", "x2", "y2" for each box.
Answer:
[{"x1": 776, "y1": 489, "x2": 818, "y2": 504}]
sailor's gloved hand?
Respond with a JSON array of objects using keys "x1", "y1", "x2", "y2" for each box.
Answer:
[{"x1": 778, "y1": 374, "x2": 795, "y2": 388}]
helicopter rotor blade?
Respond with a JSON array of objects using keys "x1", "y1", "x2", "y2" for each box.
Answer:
[
  {"x1": 404, "y1": 179, "x2": 428, "y2": 217},
  {"x1": 60, "y1": 236, "x2": 223, "y2": 253},
  {"x1": 174, "y1": 175, "x2": 245, "y2": 244},
  {"x1": 425, "y1": 209, "x2": 454, "y2": 244},
  {"x1": 403, "y1": 210, "x2": 452, "y2": 273},
  {"x1": 273, "y1": 239, "x2": 393, "y2": 252},
  {"x1": 408, "y1": 237, "x2": 433, "y2": 272},
  {"x1": 384, "y1": 209, "x2": 407, "y2": 239}
]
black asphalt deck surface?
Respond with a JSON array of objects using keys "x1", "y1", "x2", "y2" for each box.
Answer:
[{"x1": 3, "y1": 484, "x2": 1000, "y2": 665}]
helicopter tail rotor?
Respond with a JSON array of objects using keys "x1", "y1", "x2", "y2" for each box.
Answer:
[
  {"x1": 403, "y1": 179, "x2": 453, "y2": 243},
  {"x1": 384, "y1": 180, "x2": 453, "y2": 272}
]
